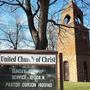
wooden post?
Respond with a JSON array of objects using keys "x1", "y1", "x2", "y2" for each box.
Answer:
[{"x1": 59, "y1": 53, "x2": 63, "y2": 90}]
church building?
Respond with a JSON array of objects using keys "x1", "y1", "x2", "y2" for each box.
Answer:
[{"x1": 57, "y1": 1, "x2": 90, "y2": 82}]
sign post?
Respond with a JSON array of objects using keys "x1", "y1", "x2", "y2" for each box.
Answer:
[
  {"x1": 0, "y1": 50, "x2": 58, "y2": 90},
  {"x1": 59, "y1": 53, "x2": 63, "y2": 90}
]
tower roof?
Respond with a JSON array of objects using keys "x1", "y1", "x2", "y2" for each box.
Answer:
[{"x1": 64, "y1": 0, "x2": 83, "y2": 15}]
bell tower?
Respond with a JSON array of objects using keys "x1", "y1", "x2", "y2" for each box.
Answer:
[{"x1": 58, "y1": 1, "x2": 90, "y2": 82}]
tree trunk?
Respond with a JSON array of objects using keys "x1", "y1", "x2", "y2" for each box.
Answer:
[
  {"x1": 24, "y1": 0, "x2": 39, "y2": 49},
  {"x1": 25, "y1": 0, "x2": 50, "y2": 50},
  {"x1": 37, "y1": 0, "x2": 49, "y2": 49},
  {"x1": 27, "y1": 13, "x2": 39, "y2": 49}
]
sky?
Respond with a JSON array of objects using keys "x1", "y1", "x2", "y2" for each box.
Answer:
[
  {"x1": 0, "y1": 3, "x2": 33, "y2": 49},
  {"x1": 0, "y1": 0, "x2": 90, "y2": 50}
]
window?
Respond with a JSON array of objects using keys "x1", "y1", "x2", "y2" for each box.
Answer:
[
  {"x1": 75, "y1": 15, "x2": 82, "y2": 24},
  {"x1": 83, "y1": 61, "x2": 88, "y2": 82},
  {"x1": 63, "y1": 61, "x2": 69, "y2": 81},
  {"x1": 64, "y1": 15, "x2": 71, "y2": 24}
]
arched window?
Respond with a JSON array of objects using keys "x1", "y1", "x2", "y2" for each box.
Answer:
[
  {"x1": 63, "y1": 61, "x2": 69, "y2": 81},
  {"x1": 75, "y1": 15, "x2": 82, "y2": 24},
  {"x1": 64, "y1": 15, "x2": 71, "y2": 24},
  {"x1": 83, "y1": 61, "x2": 88, "y2": 82}
]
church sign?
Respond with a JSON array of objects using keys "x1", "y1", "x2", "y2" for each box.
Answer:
[{"x1": 0, "y1": 50, "x2": 58, "y2": 90}]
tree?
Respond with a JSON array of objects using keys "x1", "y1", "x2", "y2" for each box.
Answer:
[
  {"x1": 47, "y1": 23, "x2": 58, "y2": 50},
  {"x1": 0, "y1": 0, "x2": 50, "y2": 49},
  {"x1": 0, "y1": 19, "x2": 24, "y2": 50},
  {"x1": 0, "y1": 0, "x2": 90, "y2": 50}
]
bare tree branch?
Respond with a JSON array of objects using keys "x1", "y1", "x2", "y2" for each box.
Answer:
[
  {"x1": 33, "y1": 0, "x2": 40, "y2": 17},
  {"x1": 0, "y1": 38, "x2": 11, "y2": 42},
  {"x1": 0, "y1": 28, "x2": 9, "y2": 35},
  {"x1": 8, "y1": 33, "x2": 15, "y2": 47},
  {"x1": 11, "y1": 6, "x2": 20, "y2": 12},
  {"x1": 48, "y1": 19, "x2": 76, "y2": 29},
  {"x1": 48, "y1": 19, "x2": 60, "y2": 26},
  {"x1": 0, "y1": 0, "x2": 19, "y2": 6},
  {"x1": 0, "y1": 0, "x2": 26, "y2": 12},
  {"x1": 16, "y1": 0, "x2": 26, "y2": 12},
  {"x1": 49, "y1": 0, "x2": 57, "y2": 6}
]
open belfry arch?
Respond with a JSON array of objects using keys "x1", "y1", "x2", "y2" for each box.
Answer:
[{"x1": 57, "y1": 0, "x2": 90, "y2": 82}]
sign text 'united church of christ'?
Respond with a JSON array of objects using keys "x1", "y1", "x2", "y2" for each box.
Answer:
[{"x1": 0, "y1": 54, "x2": 56, "y2": 64}]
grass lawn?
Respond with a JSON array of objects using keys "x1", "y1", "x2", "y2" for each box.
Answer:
[{"x1": 64, "y1": 81, "x2": 90, "y2": 90}]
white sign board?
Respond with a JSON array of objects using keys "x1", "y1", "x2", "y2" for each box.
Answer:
[{"x1": 0, "y1": 54, "x2": 56, "y2": 65}]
